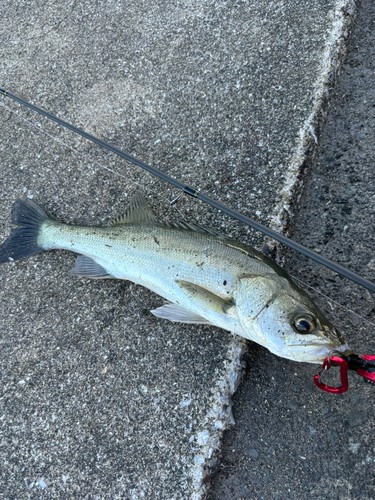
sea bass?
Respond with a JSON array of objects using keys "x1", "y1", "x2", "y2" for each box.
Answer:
[{"x1": 0, "y1": 193, "x2": 350, "y2": 363}]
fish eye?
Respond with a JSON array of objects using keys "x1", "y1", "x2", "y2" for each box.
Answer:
[{"x1": 292, "y1": 314, "x2": 316, "y2": 334}]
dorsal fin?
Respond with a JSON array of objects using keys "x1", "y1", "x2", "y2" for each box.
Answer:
[
  {"x1": 111, "y1": 191, "x2": 224, "y2": 235},
  {"x1": 166, "y1": 220, "x2": 224, "y2": 237},
  {"x1": 111, "y1": 191, "x2": 157, "y2": 225}
]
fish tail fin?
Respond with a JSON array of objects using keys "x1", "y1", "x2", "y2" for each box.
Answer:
[{"x1": 0, "y1": 199, "x2": 53, "y2": 263}]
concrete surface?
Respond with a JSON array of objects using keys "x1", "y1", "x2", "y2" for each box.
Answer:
[
  {"x1": 210, "y1": 1, "x2": 375, "y2": 498},
  {"x1": 0, "y1": 0, "x2": 363, "y2": 498}
]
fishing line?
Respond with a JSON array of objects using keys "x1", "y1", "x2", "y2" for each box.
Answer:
[
  {"x1": 0, "y1": 101, "x2": 187, "y2": 221},
  {"x1": 2, "y1": 96, "x2": 374, "y2": 340},
  {"x1": 289, "y1": 274, "x2": 375, "y2": 328},
  {"x1": 1, "y1": 88, "x2": 375, "y2": 294}
]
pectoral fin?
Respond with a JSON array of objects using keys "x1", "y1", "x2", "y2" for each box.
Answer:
[
  {"x1": 70, "y1": 255, "x2": 114, "y2": 279},
  {"x1": 175, "y1": 280, "x2": 235, "y2": 315},
  {"x1": 151, "y1": 303, "x2": 212, "y2": 324}
]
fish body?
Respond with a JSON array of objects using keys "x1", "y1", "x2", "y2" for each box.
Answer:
[{"x1": 0, "y1": 193, "x2": 350, "y2": 363}]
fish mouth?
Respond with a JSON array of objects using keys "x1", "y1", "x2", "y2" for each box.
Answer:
[{"x1": 285, "y1": 343, "x2": 352, "y2": 364}]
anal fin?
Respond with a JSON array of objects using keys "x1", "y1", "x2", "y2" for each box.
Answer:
[
  {"x1": 150, "y1": 303, "x2": 212, "y2": 324},
  {"x1": 70, "y1": 255, "x2": 114, "y2": 279}
]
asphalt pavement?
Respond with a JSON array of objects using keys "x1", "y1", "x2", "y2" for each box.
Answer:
[
  {"x1": 210, "y1": 1, "x2": 375, "y2": 498},
  {"x1": 0, "y1": 1, "x2": 371, "y2": 499}
]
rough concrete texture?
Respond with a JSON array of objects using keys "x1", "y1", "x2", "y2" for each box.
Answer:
[
  {"x1": 0, "y1": 0, "x2": 360, "y2": 498},
  {"x1": 210, "y1": 0, "x2": 375, "y2": 498}
]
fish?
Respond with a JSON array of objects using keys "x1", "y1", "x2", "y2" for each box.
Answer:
[{"x1": 0, "y1": 192, "x2": 350, "y2": 363}]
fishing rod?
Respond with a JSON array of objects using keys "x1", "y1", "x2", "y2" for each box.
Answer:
[{"x1": 1, "y1": 88, "x2": 375, "y2": 294}]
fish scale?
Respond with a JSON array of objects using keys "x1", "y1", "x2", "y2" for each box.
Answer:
[
  {"x1": 41, "y1": 221, "x2": 273, "y2": 334},
  {"x1": 0, "y1": 193, "x2": 350, "y2": 363}
]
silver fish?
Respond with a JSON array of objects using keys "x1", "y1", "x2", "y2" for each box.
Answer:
[{"x1": 0, "y1": 193, "x2": 350, "y2": 363}]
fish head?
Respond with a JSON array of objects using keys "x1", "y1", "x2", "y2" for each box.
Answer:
[{"x1": 235, "y1": 274, "x2": 349, "y2": 363}]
